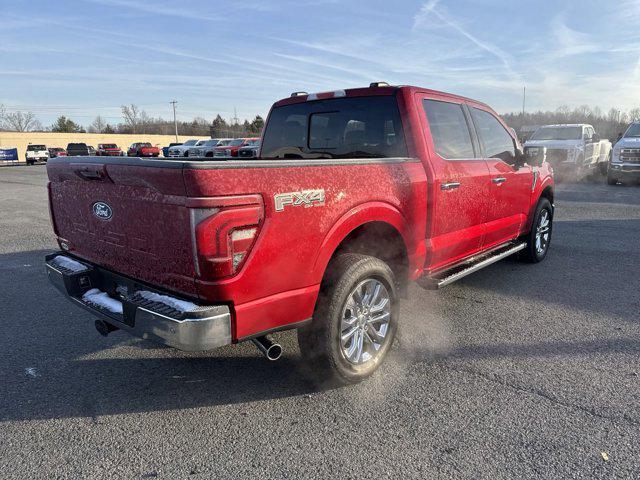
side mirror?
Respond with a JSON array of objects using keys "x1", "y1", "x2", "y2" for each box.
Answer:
[{"x1": 523, "y1": 146, "x2": 547, "y2": 166}]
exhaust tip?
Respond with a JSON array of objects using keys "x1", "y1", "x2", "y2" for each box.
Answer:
[
  {"x1": 265, "y1": 343, "x2": 282, "y2": 361},
  {"x1": 251, "y1": 336, "x2": 282, "y2": 361}
]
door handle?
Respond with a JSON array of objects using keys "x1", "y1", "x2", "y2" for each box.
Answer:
[
  {"x1": 492, "y1": 177, "x2": 507, "y2": 184},
  {"x1": 441, "y1": 182, "x2": 461, "y2": 190}
]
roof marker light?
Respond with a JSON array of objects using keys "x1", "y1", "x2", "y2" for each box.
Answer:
[
  {"x1": 290, "y1": 91, "x2": 308, "y2": 97},
  {"x1": 369, "y1": 82, "x2": 390, "y2": 88}
]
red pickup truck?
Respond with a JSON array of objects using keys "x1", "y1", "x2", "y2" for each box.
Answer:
[
  {"x1": 127, "y1": 142, "x2": 159, "y2": 157},
  {"x1": 45, "y1": 84, "x2": 553, "y2": 384}
]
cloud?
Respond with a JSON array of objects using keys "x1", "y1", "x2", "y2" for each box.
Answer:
[
  {"x1": 272, "y1": 53, "x2": 379, "y2": 81},
  {"x1": 412, "y1": 0, "x2": 440, "y2": 29},
  {"x1": 549, "y1": 14, "x2": 600, "y2": 57},
  {"x1": 412, "y1": 1, "x2": 518, "y2": 80},
  {"x1": 80, "y1": 0, "x2": 220, "y2": 21}
]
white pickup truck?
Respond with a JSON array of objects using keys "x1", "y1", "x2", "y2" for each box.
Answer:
[
  {"x1": 25, "y1": 144, "x2": 50, "y2": 165},
  {"x1": 524, "y1": 124, "x2": 611, "y2": 181},
  {"x1": 167, "y1": 139, "x2": 205, "y2": 158}
]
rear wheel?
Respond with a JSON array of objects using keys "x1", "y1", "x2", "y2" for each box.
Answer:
[
  {"x1": 520, "y1": 197, "x2": 553, "y2": 263},
  {"x1": 297, "y1": 254, "x2": 398, "y2": 385}
]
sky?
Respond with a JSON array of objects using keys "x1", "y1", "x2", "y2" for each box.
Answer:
[{"x1": 1, "y1": 0, "x2": 639, "y2": 127}]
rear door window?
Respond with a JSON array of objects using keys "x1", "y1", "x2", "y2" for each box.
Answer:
[
  {"x1": 470, "y1": 107, "x2": 516, "y2": 164},
  {"x1": 261, "y1": 96, "x2": 407, "y2": 159},
  {"x1": 422, "y1": 100, "x2": 475, "y2": 159}
]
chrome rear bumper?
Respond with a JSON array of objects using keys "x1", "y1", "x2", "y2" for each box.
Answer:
[{"x1": 45, "y1": 253, "x2": 232, "y2": 351}]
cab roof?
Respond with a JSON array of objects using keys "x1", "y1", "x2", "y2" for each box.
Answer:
[{"x1": 273, "y1": 84, "x2": 492, "y2": 110}]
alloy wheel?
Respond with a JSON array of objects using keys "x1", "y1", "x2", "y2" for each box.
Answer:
[
  {"x1": 535, "y1": 209, "x2": 551, "y2": 255},
  {"x1": 339, "y1": 278, "x2": 392, "y2": 365}
]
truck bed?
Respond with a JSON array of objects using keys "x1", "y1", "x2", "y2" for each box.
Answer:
[{"x1": 47, "y1": 155, "x2": 427, "y2": 339}]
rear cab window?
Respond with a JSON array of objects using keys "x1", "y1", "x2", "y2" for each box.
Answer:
[
  {"x1": 27, "y1": 145, "x2": 46, "y2": 151},
  {"x1": 261, "y1": 96, "x2": 407, "y2": 159}
]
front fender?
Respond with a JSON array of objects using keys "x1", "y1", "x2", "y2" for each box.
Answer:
[{"x1": 526, "y1": 173, "x2": 554, "y2": 232}]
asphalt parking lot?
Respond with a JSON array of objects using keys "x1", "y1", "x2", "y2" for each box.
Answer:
[{"x1": 1, "y1": 165, "x2": 639, "y2": 479}]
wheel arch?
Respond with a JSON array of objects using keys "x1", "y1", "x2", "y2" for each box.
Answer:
[
  {"x1": 525, "y1": 181, "x2": 554, "y2": 233},
  {"x1": 540, "y1": 184, "x2": 554, "y2": 206},
  {"x1": 312, "y1": 202, "x2": 417, "y2": 297}
]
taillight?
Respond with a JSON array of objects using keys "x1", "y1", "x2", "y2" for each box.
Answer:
[{"x1": 192, "y1": 200, "x2": 263, "y2": 279}]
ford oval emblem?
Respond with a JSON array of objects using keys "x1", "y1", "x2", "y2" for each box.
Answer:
[{"x1": 92, "y1": 202, "x2": 113, "y2": 220}]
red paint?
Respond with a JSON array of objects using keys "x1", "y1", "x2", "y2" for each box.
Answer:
[
  {"x1": 127, "y1": 144, "x2": 160, "y2": 157},
  {"x1": 46, "y1": 85, "x2": 553, "y2": 341}
]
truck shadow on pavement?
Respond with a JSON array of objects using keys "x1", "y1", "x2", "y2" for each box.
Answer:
[
  {"x1": 2, "y1": 211, "x2": 639, "y2": 422},
  {"x1": 0, "y1": 249, "x2": 320, "y2": 422}
]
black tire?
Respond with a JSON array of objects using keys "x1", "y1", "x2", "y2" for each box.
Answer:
[
  {"x1": 297, "y1": 253, "x2": 399, "y2": 385},
  {"x1": 520, "y1": 197, "x2": 553, "y2": 263},
  {"x1": 607, "y1": 172, "x2": 618, "y2": 185}
]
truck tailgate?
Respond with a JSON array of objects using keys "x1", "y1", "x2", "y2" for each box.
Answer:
[{"x1": 47, "y1": 159, "x2": 197, "y2": 296}]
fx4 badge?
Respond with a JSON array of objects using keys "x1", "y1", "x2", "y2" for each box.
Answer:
[{"x1": 274, "y1": 189, "x2": 325, "y2": 212}]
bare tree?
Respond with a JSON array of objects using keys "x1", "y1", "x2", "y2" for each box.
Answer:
[
  {"x1": 121, "y1": 104, "x2": 142, "y2": 134},
  {"x1": 628, "y1": 108, "x2": 640, "y2": 122},
  {"x1": 139, "y1": 110, "x2": 151, "y2": 134},
  {"x1": 1, "y1": 110, "x2": 42, "y2": 132},
  {"x1": 89, "y1": 115, "x2": 107, "y2": 133}
]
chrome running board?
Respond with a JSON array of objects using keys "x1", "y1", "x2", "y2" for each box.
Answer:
[{"x1": 418, "y1": 242, "x2": 527, "y2": 290}]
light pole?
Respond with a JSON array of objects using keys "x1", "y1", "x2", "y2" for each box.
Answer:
[{"x1": 170, "y1": 100, "x2": 178, "y2": 142}]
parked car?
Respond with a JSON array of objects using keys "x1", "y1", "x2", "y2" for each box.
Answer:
[
  {"x1": 66, "y1": 143, "x2": 90, "y2": 156},
  {"x1": 187, "y1": 139, "x2": 229, "y2": 158},
  {"x1": 608, "y1": 121, "x2": 640, "y2": 185},
  {"x1": 162, "y1": 142, "x2": 182, "y2": 157},
  {"x1": 214, "y1": 138, "x2": 260, "y2": 158},
  {"x1": 96, "y1": 143, "x2": 123, "y2": 156},
  {"x1": 48, "y1": 147, "x2": 67, "y2": 158},
  {"x1": 45, "y1": 83, "x2": 553, "y2": 384},
  {"x1": 524, "y1": 124, "x2": 611, "y2": 181},
  {"x1": 167, "y1": 139, "x2": 201, "y2": 157},
  {"x1": 25, "y1": 144, "x2": 49, "y2": 165},
  {"x1": 127, "y1": 142, "x2": 160, "y2": 157},
  {"x1": 87, "y1": 146, "x2": 96, "y2": 156},
  {"x1": 237, "y1": 139, "x2": 261, "y2": 159}
]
